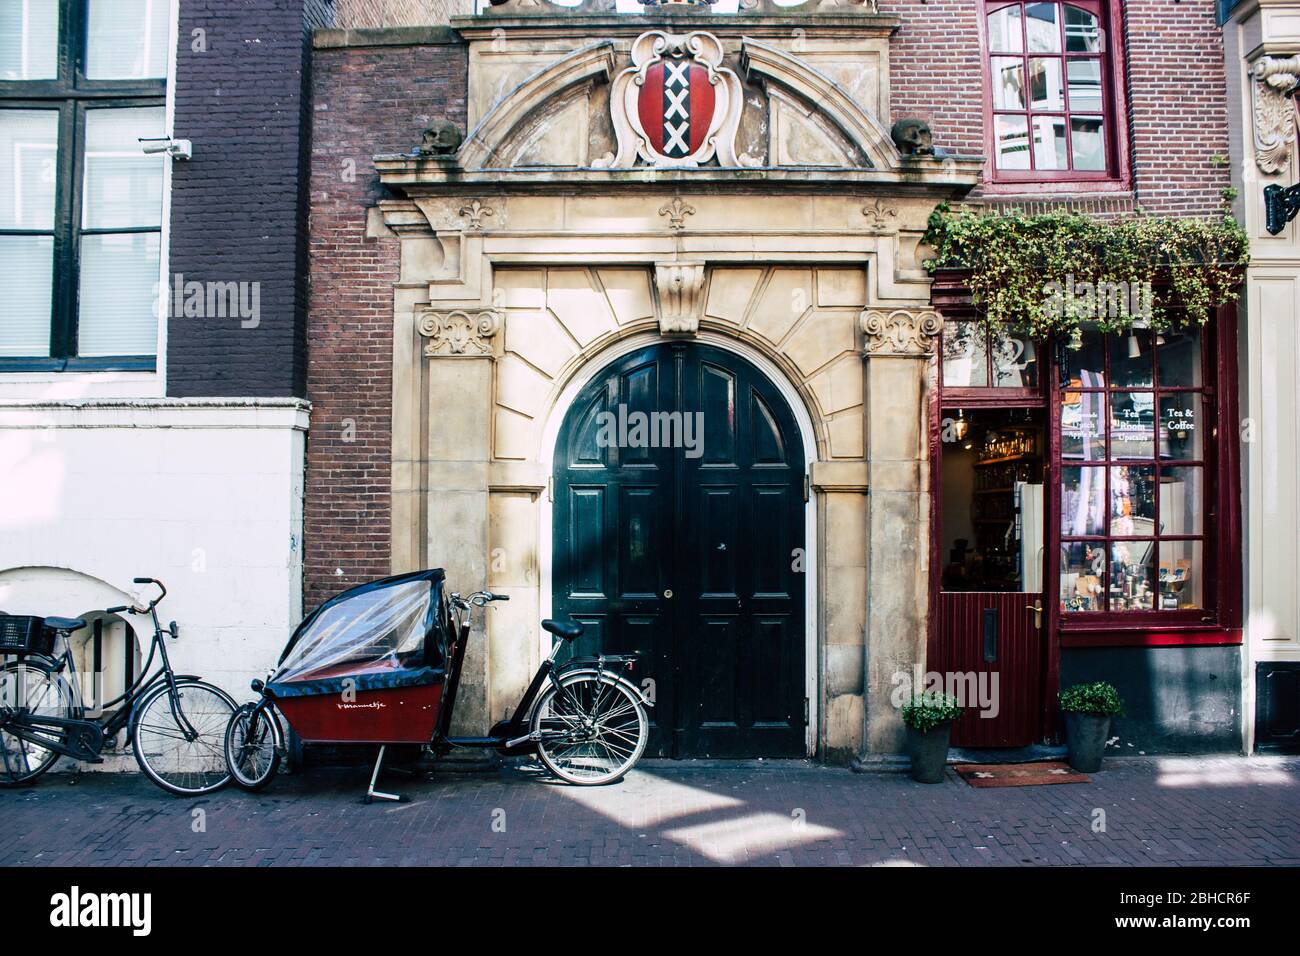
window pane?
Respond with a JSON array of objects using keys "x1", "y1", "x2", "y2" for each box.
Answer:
[
  {"x1": 0, "y1": 234, "x2": 53, "y2": 356},
  {"x1": 77, "y1": 232, "x2": 160, "y2": 356},
  {"x1": 1063, "y1": 326, "x2": 1105, "y2": 384},
  {"x1": 1110, "y1": 464, "x2": 1155, "y2": 535},
  {"x1": 1061, "y1": 541, "x2": 1106, "y2": 612},
  {"x1": 1029, "y1": 57, "x2": 1064, "y2": 109},
  {"x1": 1064, "y1": 5, "x2": 1102, "y2": 52},
  {"x1": 0, "y1": 109, "x2": 58, "y2": 229},
  {"x1": 82, "y1": 107, "x2": 166, "y2": 229},
  {"x1": 1032, "y1": 115, "x2": 1068, "y2": 169},
  {"x1": 1061, "y1": 389, "x2": 1105, "y2": 460},
  {"x1": 1109, "y1": 328, "x2": 1154, "y2": 387},
  {"x1": 1070, "y1": 115, "x2": 1106, "y2": 170},
  {"x1": 0, "y1": 0, "x2": 59, "y2": 80},
  {"x1": 988, "y1": 5, "x2": 1024, "y2": 52},
  {"x1": 1067, "y1": 58, "x2": 1103, "y2": 112},
  {"x1": 1111, "y1": 391, "x2": 1155, "y2": 459},
  {"x1": 1159, "y1": 540, "x2": 1202, "y2": 610},
  {"x1": 1159, "y1": 393, "x2": 1203, "y2": 460},
  {"x1": 991, "y1": 57, "x2": 1027, "y2": 110},
  {"x1": 942, "y1": 320, "x2": 987, "y2": 386},
  {"x1": 85, "y1": 0, "x2": 171, "y2": 80},
  {"x1": 1026, "y1": 2, "x2": 1062, "y2": 51},
  {"x1": 992, "y1": 330, "x2": 1039, "y2": 386},
  {"x1": 1160, "y1": 466, "x2": 1202, "y2": 536},
  {"x1": 1111, "y1": 540, "x2": 1156, "y2": 611},
  {"x1": 1062, "y1": 465, "x2": 1104, "y2": 536},
  {"x1": 994, "y1": 115, "x2": 1031, "y2": 169},
  {"x1": 1156, "y1": 327, "x2": 1202, "y2": 387}
]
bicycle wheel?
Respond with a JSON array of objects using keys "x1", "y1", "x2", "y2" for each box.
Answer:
[
  {"x1": 224, "y1": 702, "x2": 281, "y2": 791},
  {"x1": 131, "y1": 680, "x2": 235, "y2": 796},
  {"x1": 531, "y1": 671, "x2": 648, "y2": 786},
  {"x1": 0, "y1": 660, "x2": 76, "y2": 787}
]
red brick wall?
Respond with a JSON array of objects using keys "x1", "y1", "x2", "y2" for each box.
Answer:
[
  {"x1": 883, "y1": 0, "x2": 1231, "y2": 215},
  {"x1": 304, "y1": 35, "x2": 467, "y2": 611},
  {"x1": 885, "y1": 0, "x2": 987, "y2": 158},
  {"x1": 1122, "y1": 0, "x2": 1232, "y2": 215}
]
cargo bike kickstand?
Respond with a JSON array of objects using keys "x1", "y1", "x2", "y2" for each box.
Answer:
[{"x1": 223, "y1": 569, "x2": 651, "y2": 803}]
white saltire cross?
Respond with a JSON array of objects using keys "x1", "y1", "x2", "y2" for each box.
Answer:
[
  {"x1": 665, "y1": 88, "x2": 689, "y2": 120},
  {"x1": 664, "y1": 121, "x2": 689, "y2": 154}
]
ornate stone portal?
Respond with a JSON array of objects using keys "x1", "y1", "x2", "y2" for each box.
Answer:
[{"x1": 373, "y1": 5, "x2": 982, "y2": 760}]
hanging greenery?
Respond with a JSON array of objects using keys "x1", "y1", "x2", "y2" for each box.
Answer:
[{"x1": 922, "y1": 204, "x2": 1249, "y2": 335}]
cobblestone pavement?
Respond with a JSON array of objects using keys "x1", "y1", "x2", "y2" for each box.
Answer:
[{"x1": 2, "y1": 756, "x2": 1298, "y2": 866}]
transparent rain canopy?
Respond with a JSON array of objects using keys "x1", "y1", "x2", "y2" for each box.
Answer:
[{"x1": 273, "y1": 577, "x2": 438, "y2": 684}]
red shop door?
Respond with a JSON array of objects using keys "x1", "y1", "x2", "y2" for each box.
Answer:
[
  {"x1": 936, "y1": 592, "x2": 1043, "y2": 747},
  {"x1": 931, "y1": 406, "x2": 1048, "y2": 748}
]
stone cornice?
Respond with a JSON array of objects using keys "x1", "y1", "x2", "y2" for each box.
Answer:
[
  {"x1": 374, "y1": 161, "x2": 983, "y2": 194},
  {"x1": 451, "y1": 14, "x2": 901, "y2": 42}
]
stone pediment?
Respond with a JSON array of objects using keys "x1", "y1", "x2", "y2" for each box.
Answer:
[{"x1": 375, "y1": 12, "x2": 982, "y2": 193}]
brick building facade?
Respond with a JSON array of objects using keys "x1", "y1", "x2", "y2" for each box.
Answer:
[{"x1": 300, "y1": 0, "x2": 1248, "y2": 760}]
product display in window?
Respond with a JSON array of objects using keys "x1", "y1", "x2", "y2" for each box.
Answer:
[{"x1": 1056, "y1": 325, "x2": 1212, "y2": 614}]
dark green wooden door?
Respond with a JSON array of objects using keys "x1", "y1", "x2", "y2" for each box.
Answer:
[{"x1": 552, "y1": 343, "x2": 806, "y2": 758}]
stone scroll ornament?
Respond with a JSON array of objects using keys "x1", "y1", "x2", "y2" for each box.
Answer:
[
  {"x1": 860, "y1": 309, "x2": 943, "y2": 355},
  {"x1": 1252, "y1": 55, "x2": 1300, "y2": 174},
  {"x1": 418, "y1": 309, "x2": 502, "y2": 357},
  {"x1": 595, "y1": 31, "x2": 758, "y2": 169}
]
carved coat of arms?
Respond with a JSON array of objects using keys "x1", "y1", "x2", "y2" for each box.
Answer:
[{"x1": 597, "y1": 31, "x2": 754, "y2": 169}]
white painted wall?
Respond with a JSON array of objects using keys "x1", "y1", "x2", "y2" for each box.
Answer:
[
  {"x1": 1223, "y1": 1, "x2": 1300, "y2": 752},
  {"x1": 0, "y1": 400, "x2": 308, "y2": 719}
]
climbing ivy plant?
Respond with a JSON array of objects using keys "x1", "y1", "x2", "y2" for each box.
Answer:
[{"x1": 922, "y1": 204, "x2": 1249, "y2": 336}]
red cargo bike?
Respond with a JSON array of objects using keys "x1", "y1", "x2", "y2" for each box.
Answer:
[{"x1": 223, "y1": 569, "x2": 651, "y2": 800}]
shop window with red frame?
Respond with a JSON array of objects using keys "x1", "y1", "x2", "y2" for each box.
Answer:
[
  {"x1": 941, "y1": 320, "x2": 1042, "y2": 391},
  {"x1": 1058, "y1": 325, "x2": 1214, "y2": 619},
  {"x1": 985, "y1": 1, "x2": 1120, "y2": 180}
]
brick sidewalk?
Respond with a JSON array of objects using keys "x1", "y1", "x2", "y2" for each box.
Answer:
[{"x1": 2, "y1": 756, "x2": 1298, "y2": 866}]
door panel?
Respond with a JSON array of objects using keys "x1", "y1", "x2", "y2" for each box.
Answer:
[
  {"x1": 555, "y1": 348, "x2": 677, "y2": 753},
  {"x1": 936, "y1": 592, "x2": 1043, "y2": 747},
  {"x1": 553, "y1": 343, "x2": 806, "y2": 758}
]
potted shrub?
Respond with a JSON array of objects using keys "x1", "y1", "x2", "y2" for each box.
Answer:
[
  {"x1": 1059, "y1": 681, "x2": 1124, "y2": 773},
  {"x1": 901, "y1": 692, "x2": 963, "y2": 784}
]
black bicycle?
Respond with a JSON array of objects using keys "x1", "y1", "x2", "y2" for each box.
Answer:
[{"x1": 0, "y1": 578, "x2": 236, "y2": 796}]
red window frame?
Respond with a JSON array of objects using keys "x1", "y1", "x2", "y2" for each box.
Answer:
[
  {"x1": 930, "y1": 302, "x2": 1242, "y2": 649},
  {"x1": 981, "y1": 0, "x2": 1131, "y2": 190},
  {"x1": 1051, "y1": 306, "x2": 1242, "y2": 646}
]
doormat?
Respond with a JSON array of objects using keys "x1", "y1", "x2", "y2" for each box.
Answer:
[{"x1": 954, "y1": 761, "x2": 1089, "y2": 788}]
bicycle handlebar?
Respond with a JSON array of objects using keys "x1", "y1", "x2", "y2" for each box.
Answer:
[
  {"x1": 108, "y1": 578, "x2": 167, "y2": 616},
  {"x1": 452, "y1": 590, "x2": 510, "y2": 609}
]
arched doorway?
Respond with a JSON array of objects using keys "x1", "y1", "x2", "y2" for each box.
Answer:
[{"x1": 551, "y1": 342, "x2": 807, "y2": 758}]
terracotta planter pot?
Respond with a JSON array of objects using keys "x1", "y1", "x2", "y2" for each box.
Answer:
[
  {"x1": 906, "y1": 721, "x2": 953, "y2": 784},
  {"x1": 1064, "y1": 712, "x2": 1112, "y2": 773}
]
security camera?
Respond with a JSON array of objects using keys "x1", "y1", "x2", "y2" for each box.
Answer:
[{"x1": 138, "y1": 136, "x2": 193, "y2": 160}]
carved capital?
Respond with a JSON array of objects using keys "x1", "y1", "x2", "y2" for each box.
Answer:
[
  {"x1": 860, "y1": 308, "x2": 942, "y2": 356},
  {"x1": 418, "y1": 308, "x2": 502, "y2": 357},
  {"x1": 655, "y1": 262, "x2": 706, "y2": 334},
  {"x1": 1252, "y1": 55, "x2": 1300, "y2": 174}
]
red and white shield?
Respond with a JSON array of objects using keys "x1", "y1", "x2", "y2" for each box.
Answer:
[
  {"x1": 601, "y1": 31, "x2": 750, "y2": 169},
  {"x1": 636, "y1": 59, "x2": 716, "y2": 160}
]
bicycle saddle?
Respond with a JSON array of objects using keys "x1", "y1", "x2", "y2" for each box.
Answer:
[
  {"x1": 541, "y1": 618, "x2": 584, "y2": 642},
  {"x1": 44, "y1": 616, "x2": 86, "y2": 632}
]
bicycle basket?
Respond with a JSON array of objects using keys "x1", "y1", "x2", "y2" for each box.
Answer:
[{"x1": 0, "y1": 616, "x2": 56, "y2": 657}]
